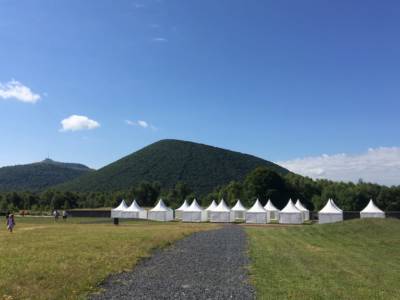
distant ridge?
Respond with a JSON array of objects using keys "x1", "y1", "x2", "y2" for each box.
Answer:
[
  {"x1": 0, "y1": 159, "x2": 93, "y2": 192},
  {"x1": 39, "y1": 158, "x2": 91, "y2": 171},
  {"x1": 58, "y1": 139, "x2": 289, "y2": 195}
]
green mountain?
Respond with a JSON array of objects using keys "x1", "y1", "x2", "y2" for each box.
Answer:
[
  {"x1": 0, "y1": 159, "x2": 93, "y2": 192},
  {"x1": 58, "y1": 139, "x2": 289, "y2": 195}
]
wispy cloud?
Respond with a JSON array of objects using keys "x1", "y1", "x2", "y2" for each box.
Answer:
[
  {"x1": 151, "y1": 37, "x2": 168, "y2": 42},
  {"x1": 125, "y1": 120, "x2": 135, "y2": 126},
  {"x1": 125, "y1": 119, "x2": 157, "y2": 130},
  {"x1": 134, "y1": 3, "x2": 145, "y2": 8},
  {"x1": 60, "y1": 115, "x2": 100, "y2": 132},
  {"x1": 0, "y1": 80, "x2": 41, "y2": 103},
  {"x1": 278, "y1": 147, "x2": 400, "y2": 186},
  {"x1": 137, "y1": 120, "x2": 149, "y2": 128}
]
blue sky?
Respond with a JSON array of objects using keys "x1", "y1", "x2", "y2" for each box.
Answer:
[{"x1": 1, "y1": 0, "x2": 399, "y2": 185}]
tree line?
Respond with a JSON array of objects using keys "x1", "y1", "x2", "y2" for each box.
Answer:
[{"x1": 1, "y1": 167, "x2": 399, "y2": 212}]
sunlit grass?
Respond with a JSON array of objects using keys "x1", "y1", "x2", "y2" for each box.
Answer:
[
  {"x1": 246, "y1": 219, "x2": 400, "y2": 300},
  {"x1": 0, "y1": 216, "x2": 217, "y2": 299}
]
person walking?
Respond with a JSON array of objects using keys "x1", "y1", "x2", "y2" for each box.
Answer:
[
  {"x1": 62, "y1": 210, "x2": 68, "y2": 221},
  {"x1": 6, "y1": 213, "x2": 15, "y2": 233}
]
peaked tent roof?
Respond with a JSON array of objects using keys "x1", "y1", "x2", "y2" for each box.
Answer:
[
  {"x1": 280, "y1": 199, "x2": 302, "y2": 213},
  {"x1": 232, "y1": 200, "x2": 246, "y2": 211},
  {"x1": 113, "y1": 199, "x2": 128, "y2": 211},
  {"x1": 295, "y1": 199, "x2": 309, "y2": 212},
  {"x1": 361, "y1": 199, "x2": 384, "y2": 213},
  {"x1": 319, "y1": 199, "x2": 343, "y2": 214},
  {"x1": 205, "y1": 200, "x2": 217, "y2": 211},
  {"x1": 331, "y1": 199, "x2": 342, "y2": 211},
  {"x1": 125, "y1": 200, "x2": 144, "y2": 212},
  {"x1": 213, "y1": 199, "x2": 231, "y2": 212},
  {"x1": 150, "y1": 199, "x2": 172, "y2": 212},
  {"x1": 264, "y1": 199, "x2": 279, "y2": 211},
  {"x1": 247, "y1": 199, "x2": 266, "y2": 213},
  {"x1": 176, "y1": 200, "x2": 189, "y2": 211},
  {"x1": 186, "y1": 199, "x2": 204, "y2": 212}
]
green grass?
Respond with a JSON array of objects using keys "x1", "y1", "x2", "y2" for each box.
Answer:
[
  {"x1": 246, "y1": 219, "x2": 400, "y2": 300},
  {"x1": 0, "y1": 216, "x2": 216, "y2": 299}
]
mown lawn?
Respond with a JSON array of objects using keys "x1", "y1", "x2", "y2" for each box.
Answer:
[
  {"x1": 0, "y1": 216, "x2": 216, "y2": 299},
  {"x1": 246, "y1": 219, "x2": 400, "y2": 300}
]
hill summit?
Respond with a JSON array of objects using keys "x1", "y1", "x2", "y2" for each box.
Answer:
[
  {"x1": 40, "y1": 158, "x2": 90, "y2": 171},
  {"x1": 59, "y1": 139, "x2": 289, "y2": 195}
]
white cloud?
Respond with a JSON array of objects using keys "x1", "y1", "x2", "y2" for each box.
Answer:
[
  {"x1": 151, "y1": 37, "x2": 168, "y2": 42},
  {"x1": 278, "y1": 147, "x2": 400, "y2": 186},
  {"x1": 125, "y1": 120, "x2": 135, "y2": 126},
  {"x1": 125, "y1": 119, "x2": 157, "y2": 130},
  {"x1": 0, "y1": 80, "x2": 41, "y2": 103},
  {"x1": 137, "y1": 120, "x2": 149, "y2": 128},
  {"x1": 60, "y1": 115, "x2": 100, "y2": 132}
]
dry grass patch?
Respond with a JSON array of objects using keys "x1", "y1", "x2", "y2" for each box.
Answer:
[{"x1": 0, "y1": 217, "x2": 217, "y2": 299}]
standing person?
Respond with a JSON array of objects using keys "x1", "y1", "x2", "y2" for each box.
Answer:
[
  {"x1": 53, "y1": 210, "x2": 59, "y2": 221},
  {"x1": 62, "y1": 210, "x2": 68, "y2": 221},
  {"x1": 6, "y1": 213, "x2": 15, "y2": 233},
  {"x1": 5, "y1": 211, "x2": 10, "y2": 225}
]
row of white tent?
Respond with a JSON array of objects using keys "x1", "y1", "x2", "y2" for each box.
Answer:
[
  {"x1": 111, "y1": 199, "x2": 173, "y2": 221},
  {"x1": 318, "y1": 198, "x2": 385, "y2": 223},
  {"x1": 111, "y1": 198, "x2": 385, "y2": 224}
]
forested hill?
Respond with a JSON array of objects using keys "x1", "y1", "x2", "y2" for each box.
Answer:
[
  {"x1": 0, "y1": 159, "x2": 93, "y2": 192},
  {"x1": 58, "y1": 139, "x2": 289, "y2": 195}
]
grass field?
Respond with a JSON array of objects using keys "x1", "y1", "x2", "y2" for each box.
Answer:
[
  {"x1": 246, "y1": 218, "x2": 400, "y2": 300},
  {"x1": 0, "y1": 216, "x2": 216, "y2": 299}
]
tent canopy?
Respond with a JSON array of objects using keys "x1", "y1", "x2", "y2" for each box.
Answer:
[
  {"x1": 205, "y1": 200, "x2": 217, "y2": 211},
  {"x1": 213, "y1": 199, "x2": 231, "y2": 212},
  {"x1": 247, "y1": 199, "x2": 266, "y2": 213},
  {"x1": 125, "y1": 200, "x2": 144, "y2": 212},
  {"x1": 264, "y1": 199, "x2": 279, "y2": 211},
  {"x1": 361, "y1": 199, "x2": 384, "y2": 213},
  {"x1": 186, "y1": 199, "x2": 204, "y2": 212},
  {"x1": 150, "y1": 199, "x2": 172, "y2": 212},
  {"x1": 231, "y1": 200, "x2": 246, "y2": 211},
  {"x1": 113, "y1": 199, "x2": 128, "y2": 211},
  {"x1": 319, "y1": 199, "x2": 343, "y2": 214},
  {"x1": 176, "y1": 200, "x2": 189, "y2": 211},
  {"x1": 280, "y1": 199, "x2": 301, "y2": 213},
  {"x1": 246, "y1": 200, "x2": 267, "y2": 224},
  {"x1": 295, "y1": 199, "x2": 309, "y2": 212}
]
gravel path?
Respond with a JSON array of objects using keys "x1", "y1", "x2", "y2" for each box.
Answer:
[{"x1": 90, "y1": 225, "x2": 255, "y2": 300}]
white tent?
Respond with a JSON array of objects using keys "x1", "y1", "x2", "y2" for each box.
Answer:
[
  {"x1": 205, "y1": 200, "x2": 217, "y2": 221},
  {"x1": 182, "y1": 199, "x2": 207, "y2": 222},
  {"x1": 360, "y1": 199, "x2": 385, "y2": 219},
  {"x1": 318, "y1": 199, "x2": 343, "y2": 224},
  {"x1": 264, "y1": 199, "x2": 280, "y2": 222},
  {"x1": 148, "y1": 199, "x2": 174, "y2": 221},
  {"x1": 209, "y1": 199, "x2": 234, "y2": 223},
  {"x1": 295, "y1": 199, "x2": 310, "y2": 221},
  {"x1": 175, "y1": 200, "x2": 189, "y2": 220},
  {"x1": 121, "y1": 200, "x2": 147, "y2": 219},
  {"x1": 231, "y1": 200, "x2": 247, "y2": 221},
  {"x1": 279, "y1": 199, "x2": 304, "y2": 224},
  {"x1": 111, "y1": 199, "x2": 128, "y2": 218},
  {"x1": 245, "y1": 199, "x2": 267, "y2": 224}
]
